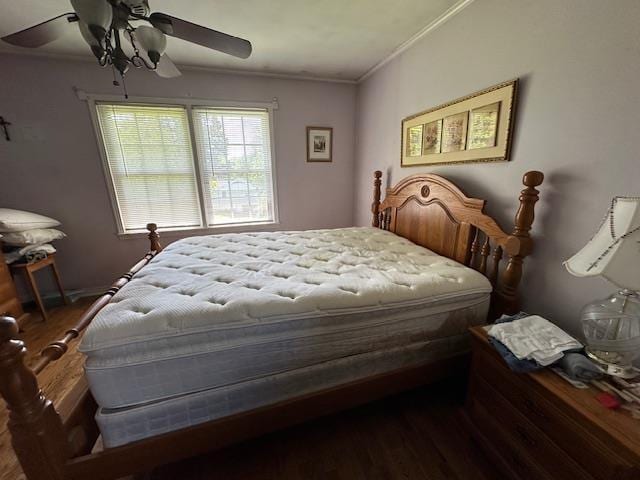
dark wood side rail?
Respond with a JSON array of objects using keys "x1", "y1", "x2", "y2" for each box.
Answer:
[
  {"x1": 32, "y1": 251, "x2": 157, "y2": 375},
  {"x1": 371, "y1": 170, "x2": 544, "y2": 318},
  {"x1": 66, "y1": 358, "x2": 469, "y2": 480},
  {"x1": 0, "y1": 225, "x2": 161, "y2": 479},
  {"x1": 33, "y1": 223, "x2": 161, "y2": 374}
]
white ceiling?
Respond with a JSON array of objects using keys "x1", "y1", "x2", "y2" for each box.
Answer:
[{"x1": 0, "y1": 0, "x2": 461, "y2": 81}]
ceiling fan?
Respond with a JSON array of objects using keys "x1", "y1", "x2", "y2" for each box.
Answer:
[{"x1": 2, "y1": 0, "x2": 252, "y2": 93}]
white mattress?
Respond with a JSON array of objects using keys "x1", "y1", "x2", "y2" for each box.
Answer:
[
  {"x1": 96, "y1": 334, "x2": 472, "y2": 448},
  {"x1": 84, "y1": 296, "x2": 489, "y2": 408},
  {"x1": 80, "y1": 227, "x2": 492, "y2": 409}
]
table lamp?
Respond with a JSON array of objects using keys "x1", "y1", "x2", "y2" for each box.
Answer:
[{"x1": 564, "y1": 197, "x2": 640, "y2": 378}]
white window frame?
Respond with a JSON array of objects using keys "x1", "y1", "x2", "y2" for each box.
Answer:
[{"x1": 81, "y1": 90, "x2": 280, "y2": 238}]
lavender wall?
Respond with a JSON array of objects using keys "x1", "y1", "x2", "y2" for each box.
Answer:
[
  {"x1": 354, "y1": 0, "x2": 640, "y2": 334},
  {"x1": 2, "y1": 0, "x2": 639, "y2": 334},
  {"x1": 0, "y1": 54, "x2": 356, "y2": 291}
]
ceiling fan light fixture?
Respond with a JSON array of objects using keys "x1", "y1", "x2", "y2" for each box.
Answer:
[
  {"x1": 134, "y1": 25, "x2": 166, "y2": 65},
  {"x1": 78, "y1": 21, "x2": 105, "y2": 59},
  {"x1": 70, "y1": 0, "x2": 113, "y2": 31},
  {"x1": 3, "y1": 0, "x2": 251, "y2": 96},
  {"x1": 113, "y1": 46, "x2": 130, "y2": 75}
]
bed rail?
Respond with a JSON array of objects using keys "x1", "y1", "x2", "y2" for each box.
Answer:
[
  {"x1": 0, "y1": 224, "x2": 162, "y2": 479},
  {"x1": 33, "y1": 223, "x2": 161, "y2": 374}
]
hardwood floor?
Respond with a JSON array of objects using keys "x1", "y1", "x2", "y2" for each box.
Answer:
[
  {"x1": 0, "y1": 301, "x2": 500, "y2": 480},
  {"x1": 148, "y1": 377, "x2": 500, "y2": 480}
]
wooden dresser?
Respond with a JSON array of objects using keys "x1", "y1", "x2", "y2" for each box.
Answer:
[
  {"x1": 0, "y1": 248, "x2": 26, "y2": 324},
  {"x1": 464, "y1": 326, "x2": 640, "y2": 480}
]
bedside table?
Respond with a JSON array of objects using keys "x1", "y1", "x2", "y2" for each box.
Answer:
[
  {"x1": 463, "y1": 326, "x2": 640, "y2": 480},
  {"x1": 0, "y1": 249, "x2": 28, "y2": 326},
  {"x1": 10, "y1": 253, "x2": 67, "y2": 322}
]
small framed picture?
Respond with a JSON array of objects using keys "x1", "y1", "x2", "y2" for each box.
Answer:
[
  {"x1": 406, "y1": 125, "x2": 423, "y2": 157},
  {"x1": 307, "y1": 127, "x2": 333, "y2": 162},
  {"x1": 422, "y1": 119, "x2": 442, "y2": 155},
  {"x1": 441, "y1": 112, "x2": 468, "y2": 153},
  {"x1": 468, "y1": 102, "x2": 500, "y2": 150}
]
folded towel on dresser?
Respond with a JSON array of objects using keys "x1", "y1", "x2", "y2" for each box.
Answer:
[
  {"x1": 22, "y1": 243, "x2": 56, "y2": 263},
  {"x1": 3, "y1": 243, "x2": 57, "y2": 264},
  {"x1": 18, "y1": 243, "x2": 56, "y2": 256},
  {"x1": 488, "y1": 315, "x2": 582, "y2": 366}
]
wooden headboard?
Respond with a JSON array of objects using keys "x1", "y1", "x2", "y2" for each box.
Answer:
[{"x1": 371, "y1": 170, "x2": 544, "y2": 319}]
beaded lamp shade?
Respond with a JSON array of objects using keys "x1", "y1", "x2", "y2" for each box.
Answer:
[{"x1": 564, "y1": 197, "x2": 640, "y2": 291}]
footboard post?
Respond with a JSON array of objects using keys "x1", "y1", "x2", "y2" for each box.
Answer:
[
  {"x1": 147, "y1": 222, "x2": 162, "y2": 252},
  {"x1": 0, "y1": 316, "x2": 68, "y2": 480},
  {"x1": 497, "y1": 171, "x2": 544, "y2": 315},
  {"x1": 372, "y1": 170, "x2": 382, "y2": 227}
]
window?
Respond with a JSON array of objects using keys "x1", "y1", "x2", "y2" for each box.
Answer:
[
  {"x1": 94, "y1": 102, "x2": 276, "y2": 234},
  {"x1": 192, "y1": 108, "x2": 274, "y2": 226}
]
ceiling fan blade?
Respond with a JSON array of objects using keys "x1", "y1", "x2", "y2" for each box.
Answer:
[
  {"x1": 1, "y1": 13, "x2": 78, "y2": 48},
  {"x1": 149, "y1": 12, "x2": 252, "y2": 59},
  {"x1": 156, "y1": 54, "x2": 182, "y2": 78}
]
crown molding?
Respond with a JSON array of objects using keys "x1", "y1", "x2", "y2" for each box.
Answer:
[
  {"x1": 356, "y1": 0, "x2": 475, "y2": 83},
  {"x1": 176, "y1": 63, "x2": 357, "y2": 84},
  {"x1": 1, "y1": 1, "x2": 472, "y2": 87},
  {"x1": 0, "y1": 49, "x2": 357, "y2": 85}
]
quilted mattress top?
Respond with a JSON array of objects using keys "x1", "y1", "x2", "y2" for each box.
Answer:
[{"x1": 80, "y1": 227, "x2": 492, "y2": 351}]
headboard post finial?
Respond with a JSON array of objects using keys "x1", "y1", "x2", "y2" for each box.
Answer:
[
  {"x1": 147, "y1": 223, "x2": 162, "y2": 252},
  {"x1": 497, "y1": 170, "x2": 544, "y2": 315},
  {"x1": 0, "y1": 316, "x2": 68, "y2": 479},
  {"x1": 371, "y1": 170, "x2": 383, "y2": 227},
  {"x1": 513, "y1": 171, "x2": 544, "y2": 246}
]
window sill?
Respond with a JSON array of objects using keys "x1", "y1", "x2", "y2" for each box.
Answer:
[{"x1": 116, "y1": 221, "x2": 280, "y2": 240}]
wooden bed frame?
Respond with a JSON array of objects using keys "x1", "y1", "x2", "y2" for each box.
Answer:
[{"x1": 0, "y1": 170, "x2": 543, "y2": 479}]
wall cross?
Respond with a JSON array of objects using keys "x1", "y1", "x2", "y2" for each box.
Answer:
[{"x1": 0, "y1": 116, "x2": 11, "y2": 141}]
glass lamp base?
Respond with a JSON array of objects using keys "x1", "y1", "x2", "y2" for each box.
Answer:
[
  {"x1": 581, "y1": 289, "x2": 640, "y2": 378},
  {"x1": 585, "y1": 348, "x2": 639, "y2": 378}
]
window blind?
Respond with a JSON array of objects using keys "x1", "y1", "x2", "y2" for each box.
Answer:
[
  {"x1": 192, "y1": 108, "x2": 275, "y2": 226},
  {"x1": 96, "y1": 104, "x2": 202, "y2": 232}
]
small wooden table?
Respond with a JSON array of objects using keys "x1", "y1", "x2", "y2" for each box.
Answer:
[
  {"x1": 463, "y1": 326, "x2": 640, "y2": 480},
  {"x1": 10, "y1": 254, "x2": 68, "y2": 322}
]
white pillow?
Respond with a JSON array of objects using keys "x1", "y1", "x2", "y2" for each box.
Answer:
[
  {"x1": 0, "y1": 209, "x2": 60, "y2": 232},
  {"x1": 0, "y1": 228, "x2": 66, "y2": 246}
]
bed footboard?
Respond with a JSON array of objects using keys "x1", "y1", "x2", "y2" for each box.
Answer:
[
  {"x1": 0, "y1": 224, "x2": 161, "y2": 479},
  {"x1": 0, "y1": 316, "x2": 69, "y2": 479}
]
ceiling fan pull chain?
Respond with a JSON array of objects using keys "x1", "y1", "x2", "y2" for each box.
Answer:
[
  {"x1": 111, "y1": 64, "x2": 119, "y2": 87},
  {"x1": 121, "y1": 75, "x2": 129, "y2": 99},
  {"x1": 110, "y1": 63, "x2": 129, "y2": 99}
]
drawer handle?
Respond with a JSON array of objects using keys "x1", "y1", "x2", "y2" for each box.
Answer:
[{"x1": 515, "y1": 425, "x2": 536, "y2": 447}]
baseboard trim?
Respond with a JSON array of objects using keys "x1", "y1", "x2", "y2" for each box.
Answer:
[{"x1": 22, "y1": 286, "x2": 109, "y2": 309}]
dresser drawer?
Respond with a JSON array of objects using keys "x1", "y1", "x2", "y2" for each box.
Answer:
[
  {"x1": 472, "y1": 344, "x2": 634, "y2": 480},
  {"x1": 467, "y1": 391, "x2": 552, "y2": 479},
  {"x1": 470, "y1": 373, "x2": 593, "y2": 479}
]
